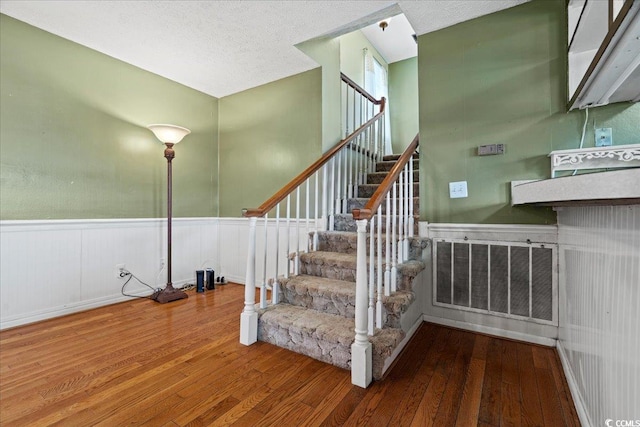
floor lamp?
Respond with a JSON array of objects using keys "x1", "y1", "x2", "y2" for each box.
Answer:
[{"x1": 147, "y1": 124, "x2": 191, "y2": 304}]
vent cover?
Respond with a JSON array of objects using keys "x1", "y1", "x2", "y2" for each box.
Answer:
[{"x1": 434, "y1": 239, "x2": 557, "y2": 325}]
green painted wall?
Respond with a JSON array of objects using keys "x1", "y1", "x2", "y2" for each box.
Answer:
[
  {"x1": 418, "y1": 0, "x2": 640, "y2": 225},
  {"x1": 0, "y1": 14, "x2": 219, "y2": 220},
  {"x1": 296, "y1": 38, "x2": 342, "y2": 152},
  {"x1": 389, "y1": 57, "x2": 419, "y2": 153},
  {"x1": 339, "y1": 31, "x2": 388, "y2": 87},
  {"x1": 218, "y1": 69, "x2": 323, "y2": 217}
]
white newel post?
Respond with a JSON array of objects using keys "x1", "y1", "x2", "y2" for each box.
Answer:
[
  {"x1": 352, "y1": 218, "x2": 372, "y2": 388},
  {"x1": 240, "y1": 216, "x2": 258, "y2": 345}
]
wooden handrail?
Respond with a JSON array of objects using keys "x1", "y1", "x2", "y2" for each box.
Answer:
[
  {"x1": 341, "y1": 72, "x2": 381, "y2": 105},
  {"x1": 242, "y1": 96, "x2": 386, "y2": 218},
  {"x1": 352, "y1": 134, "x2": 419, "y2": 221}
]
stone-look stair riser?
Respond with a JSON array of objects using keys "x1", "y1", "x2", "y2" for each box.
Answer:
[
  {"x1": 382, "y1": 154, "x2": 418, "y2": 162},
  {"x1": 277, "y1": 275, "x2": 415, "y2": 330},
  {"x1": 367, "y1": 170, "x2": 420, "y2": 184},
  {"x1": 375, "y1": 159, "x2": 420, "y2": 172},
  {"x1": 358, "y1": 183, "x2": 420, "y2": 199},
  {"x1": 279, "y1": 276, "x2": 355, "y2": 318},
  {"x1": 333, "y1": 214, "x2": 420, "y2": 234},
  {"x1": 298, "y1": 251, "x2": 426, "y2": 293},
  {"x1": 347, "y1": 197, "x2": 419, "y2": 215},
  {"x1": 315, "y1": 231, "x2": 427, "y2": 260}
]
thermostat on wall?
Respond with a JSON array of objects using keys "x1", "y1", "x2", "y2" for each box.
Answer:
[{"x1": 478, "y1": 144, "x2": 505, "y2": 156}]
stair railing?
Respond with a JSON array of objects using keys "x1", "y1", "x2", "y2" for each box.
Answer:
[
  {"x1": 239, "y1": 73, "x2": 386, "y2": 346},
  {"x1": 351, "y1": 133, "x2": 419, "y2": 387}
]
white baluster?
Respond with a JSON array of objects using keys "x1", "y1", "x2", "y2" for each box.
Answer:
[
  {"x1": 376, "y1": 205, "x2": 383, "y2": 329},
  {"x1": 343, "y1": 82, "x2": 349, "y2": 136},
  {"x1": 384, "y1": 193, "x2": 391, "y2": 296},
  {"x1": 352, "y1": 87, "x2": 356, "y2": 136},
  {"x1": 348, "y1": 142, "x2": 353, "y2": 200},
  {"x1": 391, "y1": 182, "x2": 397, "y2": 293},
  {"x1": 352, "y1": 218, "x2": 372, "y2": 388},
  {"x1": 322, "y1": 164, "x2": 328, "y2": 232},
  {"x1": 240, "y1": 216, "x2": 258, "y2": 345},
  {"x1": 398, "y1": 170, "x2": 404, "y2": 264},
  {"x1": 285, "y1": 194, "x2": 291, "y2": 279},
  {"x1": 295, "y1": 186, "x2": 300, "y2": 275},
  {"x1": 274, "y1": 204, "x2": 280, "y2": 304},
  {"x1": 368, "y1": 216, "x2": 375, "y2": 336},
  {"x1": 409, "y1": 156, "x2": 415, "y2": 240},
  {"x1": 306, "y1": 179, "x2": 310, "y2": 253},
  {"x1": 314, "y1": 170, "x2": 319, "y2": 251},
  {"x1": 403, "y1": 164, "x2": 410, "y2": 260},
  {"x1": 329, "y1": 158, "x2": 335, "y2": 231},
  {"x1": 260, "y1": 214, "x2": 268, "y2": 309},
  {"x1": 342, "y1": 148, "x2": 348, "y2": 214},
  {"x1": 335, "y1": 151, "x2": 342, "y2": 215}
]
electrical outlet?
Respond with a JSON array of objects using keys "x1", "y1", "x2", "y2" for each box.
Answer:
[
  {"x1": 115, "y1": 264, "x2": 126, "y2": 279},
  {"x1": 449, "y1": 181, "x2": 468, "y2": 199},
  {"x1": 595, "y1": 128, "x2": 612, "y2": 146}
]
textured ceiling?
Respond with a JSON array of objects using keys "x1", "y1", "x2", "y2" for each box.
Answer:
[{"x1": 0, "y1": 0, "x2": 529, "y2": 98}]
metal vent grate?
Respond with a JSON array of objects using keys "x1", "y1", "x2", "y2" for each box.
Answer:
[{"x1": 434, "y1": 239, "x2": 557, "y2": 325}]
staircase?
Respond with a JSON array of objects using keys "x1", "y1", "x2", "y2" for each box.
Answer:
[{"x1": 256, "y1": 153, "x2": 427, "y2": 380}]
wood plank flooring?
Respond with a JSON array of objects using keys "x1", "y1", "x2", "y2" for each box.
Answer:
[{"x1": 0, "y1": 283, "x2": 579, "y2": 426}]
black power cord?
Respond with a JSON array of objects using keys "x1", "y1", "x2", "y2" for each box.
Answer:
[
  {"x1": 120, "y1": 269, "x2": 196, "y2": 299},
  {"x1": 120, "y1": 271, "x2": 158, "y2": 300}
]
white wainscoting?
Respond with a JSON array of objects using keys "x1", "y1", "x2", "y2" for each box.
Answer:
[
  {"x1": 423, "y1": 223, "x2": 559, "y2": 346},
  {"x1": 0, "y1": 218, "x2": 218, "y2": 330},
  {"x1": 557, "y1": 205, "x2": 640, "y2": 427},
  {"x1": 0, "y1": 216, "x2": 317, "y2": 330}
]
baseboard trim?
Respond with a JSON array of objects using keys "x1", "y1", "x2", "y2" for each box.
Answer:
[
  {"x1": 380, "y1": 316, "x2": 424, "y2": 377},
  {"x1": 556, "y1": 341, "x2": 592, "y2": 427},
  {"x1": 0, "y1": 279, "x2": 191, "y2": 330},
  {"x1": 422, "y1": 314, "x2": 557, "y2": 347}
]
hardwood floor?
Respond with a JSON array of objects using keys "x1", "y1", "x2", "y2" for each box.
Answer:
[{"x1": 0, "y1": 284, "x2": 579, "y2": 426}]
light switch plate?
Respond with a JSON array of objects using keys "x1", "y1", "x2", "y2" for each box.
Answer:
[
  {"x1": 595, "y1": 128, "x2": 612, "y2": 147},
  {"x1": 449, "y1": 181, "x2": 468, "y2": 198}
]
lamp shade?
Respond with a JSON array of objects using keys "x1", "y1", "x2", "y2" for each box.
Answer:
[{"x1": 147, "y1": 124, "x2": 191, "y2": 144}]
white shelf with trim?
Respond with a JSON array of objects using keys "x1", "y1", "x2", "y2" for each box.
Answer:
[
  {"x1": 511, "y1": 169, "x2": 640, "y2": 207},
  {"x1": 549, "y1": 143, "x2": 640, "y2": 178}
]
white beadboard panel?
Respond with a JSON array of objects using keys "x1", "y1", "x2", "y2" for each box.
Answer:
[
  {"x1": 0, "y1": 218, "x2": 219, "y2": 329},
  {"x1": 558, "y1": 205, "x2": 640, "y2": 426},
  {"x1": 423, "y1": 223, "x2": 559, "y2": 343},
  {"x1": 217, "y1": 218, "x2": 248, "y2": 284},
  {"x1": 0, "y1": 228, "x2": 82, "y2": 317}
]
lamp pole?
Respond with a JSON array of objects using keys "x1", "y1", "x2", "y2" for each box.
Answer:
[
  {"x1": 165, "y1": 142, "x2": 175, "y2": 289},
  {"x1": 147, "y1": 124, "x2": 191, "y2": 304}
]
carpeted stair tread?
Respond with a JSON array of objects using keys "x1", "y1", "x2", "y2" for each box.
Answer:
[
  {"x1": 300, "y1": 250, "x2": 357, "y2": 267},
  {"x1": 333, "y1": 213, "x2": 420, "y2": 233},
  {"x1": 316, "y1": 231, "x2": 358, "y2": 254},
  {"x1": 376, "y1": 159, "x2": 419, "y2": 172},
  {"x1": 382, "y1": 290, "x2": 416, "y2": 328},
  {"x1": 280, "y1": 275, "x2": 355, "y2": 318},
  {"x1": 258, "y1": 303, "x2": 405, "y2": 379},
  {"x1": 299, "y1": 251, "x2": 357, "y2": 282},
  {"x1": 367, "y1": 170, "x2": 419, "y2": 184},
  {"x1": 316, "y1": 231, "x2": 429, "y2": 260},
  {"x1": 347, "y1": 197, "x2": 419, "y2": 214},
  {"x1": 382, "y1": 153, "x2": 419, "y2": 162},
  {"x1": 358, "y1": 183, "x2": 419, "y2": 198}
]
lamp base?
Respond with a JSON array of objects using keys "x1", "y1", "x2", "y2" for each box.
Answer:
[{"x1": 151, "y1": 283, "x2": 188, "y2": 304}]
